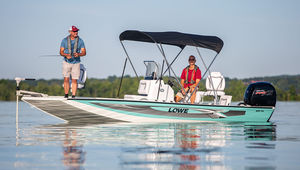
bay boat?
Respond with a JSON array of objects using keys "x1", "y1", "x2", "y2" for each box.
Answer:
[{"x1": 18, "y1": 30, "x2": 276, "y2": 123}]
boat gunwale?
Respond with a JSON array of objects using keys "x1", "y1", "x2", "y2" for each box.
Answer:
[{"x1": 68, "y1": 97, "x2": 275, "y2": 110}]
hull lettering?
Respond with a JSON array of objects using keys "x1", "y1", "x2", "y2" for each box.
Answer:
[{"x1": 168, "y1": 108, "x2": 189, "y2": 113}]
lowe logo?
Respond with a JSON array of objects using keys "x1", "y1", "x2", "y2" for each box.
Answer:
[{"x1": 168, "y1": 108, "x2": 189, "y2": 113}]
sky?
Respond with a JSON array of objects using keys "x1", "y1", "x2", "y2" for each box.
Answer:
[{"x1": 0, "y1": 0, "x2": 299, "y2": 80}]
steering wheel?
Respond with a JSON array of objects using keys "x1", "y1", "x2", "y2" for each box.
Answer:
[{"x1": 167, "y1": 76, "x2": 181, "y2": 91}]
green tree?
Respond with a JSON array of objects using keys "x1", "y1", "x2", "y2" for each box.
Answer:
[
  {"x1": 1, "y1": 75, "x2": 300, "y2": 101},
  {"x1": 225, "y1": 79, "x2": 246, "y2": 101},
  {"x1": 288, "y1": 85, "x2": 297, "y2": 101}
]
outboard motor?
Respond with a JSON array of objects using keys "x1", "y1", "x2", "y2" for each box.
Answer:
[{"x1": 244, "y1": 82, "x2": 276, "y2": 106}]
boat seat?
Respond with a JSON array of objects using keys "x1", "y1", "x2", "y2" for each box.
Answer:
[
  {"x1": 219, "y1": 95, "x2": 232, "y2": 106},
  {"x1": 205, "y1": 71, "x2": 225, "y2": 93},
  {"x1": 197, "y1": 91, "x2": 225, "y2": 96},
  {"x1": 196, "y1": 72, "x2": 231, "y2": 105},
  {"x1": 198, "y1": 72, "x2": 225, "y2": 96},
  {"x1": 77, "y1": 64, "x2": 87, "y2": 89}
]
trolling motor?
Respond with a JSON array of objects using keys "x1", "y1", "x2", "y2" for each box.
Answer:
[
  {"x1": 15, "y1": 77, "x2": 36, "y2": 140},
  {"x1": 15, "y1": 77, "x2": 35, "y2": 90},
  {"x1": 15, "y1": 77, "x2": 36, "y2": 110},
  {"x1": 15, "y1": 77, "x2": 37, "y2": 101},
  {"x1": 15, "y1": 77, "x2": 48, "y2": 106}
]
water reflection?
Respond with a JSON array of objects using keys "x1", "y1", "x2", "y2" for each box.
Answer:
[
  {"x1": 244, "y1": 124, "x2": 276, "y2": 150},
  {"x1": 119, "y1": 123, "x2": 276, "y2": 169},
  {"x1": 178, "y1": 128, "x2": 200, "y2": 170},
  {"x1": 62, "y1": 130, "x2": 86, "y2": 170},
  {"x1": 16, "y1": 121, "x2": 276, "y2": 169},
  {"x1": 244, "y1": 124, "x2": 276, "y2": 141}
]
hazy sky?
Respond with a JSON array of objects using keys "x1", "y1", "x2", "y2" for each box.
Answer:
[{"x1": 1, "y1": 0, "x2": 299, "y2": 80}]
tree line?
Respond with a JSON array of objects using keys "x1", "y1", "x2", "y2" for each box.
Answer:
[{"x1": 0, "y1": 75, "x2": 299, "y2": 101}]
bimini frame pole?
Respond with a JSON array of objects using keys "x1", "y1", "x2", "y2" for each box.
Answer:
[
  {"x1": 157, "y1": 60, "x2": 165, "y2": 100},
  {"x1": 186, "y1": 52, "x2": 220, "y2": 104},
  {"x1": 120, "y1": 41, "x2": 139, "y2": 79},
  {"x1": 155, "y1": 43, "x2": 185, "y2": 93},
  {"x1": 117, "y1": 58, "x2": 127, "y2": 98},
  {"x1": 201, "y1": 53, "x2": 219, "y2": 78},
  {"x1": 162, "y1": 48, "x2": 184, "y2": 76},
  {"x1": 196, "y1": 47, "x2": 218, "y2": 104}
]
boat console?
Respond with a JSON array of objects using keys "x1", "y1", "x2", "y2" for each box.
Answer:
[
  {"x1": 125, "y1": 61, "x2": 233, "y2": 105},
  {"x1": 124, "y1": 61, "x2": 174, "y2": 102}
]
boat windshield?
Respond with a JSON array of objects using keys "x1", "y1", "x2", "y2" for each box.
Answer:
[{"x1": 144, "y1": 61, "x2": 160, "y2": 80}]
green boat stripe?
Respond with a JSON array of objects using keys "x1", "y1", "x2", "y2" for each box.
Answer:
[{"x1": 74, "y1": 100, "x2": 274, "y2": 122}]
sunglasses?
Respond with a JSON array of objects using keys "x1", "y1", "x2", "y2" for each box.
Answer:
[{"x1": 189, "y1": 59, "x2": 195, "y2": 61}]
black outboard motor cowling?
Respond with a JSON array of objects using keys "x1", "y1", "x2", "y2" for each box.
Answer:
[{"x1": 244, "y1": 82, "x2": 276, "y2": 107}]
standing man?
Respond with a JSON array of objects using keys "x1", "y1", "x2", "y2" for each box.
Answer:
[
  {"x1": 60, "y1": 26, "x2": 86, "y2": 98},
  {"x1": 175, "y1": 55, "x2": 201, "y2": 104}
]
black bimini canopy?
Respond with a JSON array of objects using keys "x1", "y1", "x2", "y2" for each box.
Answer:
[{"x1": 119, "y1": 30, "x2": 224, "y2": 53}]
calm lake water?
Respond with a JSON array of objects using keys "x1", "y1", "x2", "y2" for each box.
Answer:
[{"x1": 0, "y1": 101, "x2": 300, "y2": 170}]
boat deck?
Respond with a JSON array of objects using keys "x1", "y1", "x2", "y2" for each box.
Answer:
[{"x1": 24, "y1": 99, "x2": 125, "y2": 125}]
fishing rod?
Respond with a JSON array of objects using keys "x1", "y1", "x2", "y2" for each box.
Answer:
[{"x1": 38, "y1": 55, "x2": 61, "y2": 57}]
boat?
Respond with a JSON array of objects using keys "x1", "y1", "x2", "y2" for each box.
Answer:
[{"x1": 18, "y1": 30, "x2": 277, "y2": 123}]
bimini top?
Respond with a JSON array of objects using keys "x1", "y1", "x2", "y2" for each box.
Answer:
[{"x1": 119, "y1": 30, "x2": 224, "y2": 53}]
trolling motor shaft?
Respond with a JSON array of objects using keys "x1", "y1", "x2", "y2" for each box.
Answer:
[{"x1": 15, "y1": 77, "x2": 36, "y2": 138}]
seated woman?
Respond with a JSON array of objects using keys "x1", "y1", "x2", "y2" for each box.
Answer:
[{"x1": 175, "y1": 55, "x2": 201, "y2": 104}]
